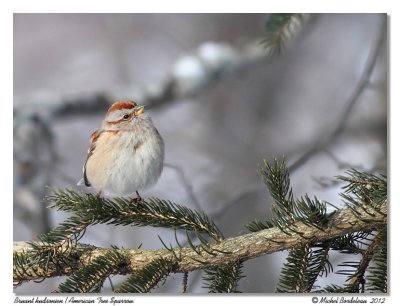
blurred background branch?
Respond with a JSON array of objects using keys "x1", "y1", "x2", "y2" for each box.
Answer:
[
  {"x1": 14, "y1": 39, "x2": 267, "y2": 119},
  {"x1": 210, "y1": 14, "x2": 387, "y2": 222},
  {"x1": 288, "y1": 16, "x2": 386, "y2": 173}
]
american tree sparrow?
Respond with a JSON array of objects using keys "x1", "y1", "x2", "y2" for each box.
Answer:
[{"x1": 78, "y1": 100, "x2": 164, "y2": 198}]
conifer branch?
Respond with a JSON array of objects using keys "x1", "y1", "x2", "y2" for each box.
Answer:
[
  {"x1": 203, "y1": 261, "x2": 243, "y2": 293},
  {"x1": 57, "y1": 250, "x2": 127, "y2": 293},
  {"x1": 319, "y1": 229, "x2": 386, "y2": 294},
  {"x1": 308, "y1": 243, "x2": 334, "y2": 289},
  {"x1": 276, "y1": 243, "x2": 311, "y2": 293},
  {"x1": 13, "y1": 160, "x2": 387, "y2": 292},
  {"x1": 46, "y1": 190, "x2": 223, "y2": 241},
  {"x1": 366, "y1": 230, "x2": 387, "y2": 293},
  {"x1": 115, "y1": 258, "x2": 176, "y2": 293},
  {"x1": 261, "y1": 14, "x2": 309, "y2": 56},
  {"x1": 13, "y1": 200, "x2": 386, "y2": 285},
  {"x1": 345, "y1": 233, "x2": 378, "y2": 293}
]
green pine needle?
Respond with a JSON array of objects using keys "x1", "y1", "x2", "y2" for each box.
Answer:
[
  {"x1": 261, "y1": 13, "x2": 307, "y2": 56},
  {"x1": 249, "y1": 158, "x2": 330, "y2": 233},
  {"x1": 115, "y1": 258, "x2": 176, "y2": 293},
  {"x1": 258, "y1": 158, "x2": 296, "y2": 231},
  {"x1": 317, "y1": 285, "x2": 352, "y2": 293},
  {"x1": 57, "y1": 250, "x2": 128, "y2": 293},
  {"x1": 277, "y1": 242, "x2": 332, "y2": 293},
  {"x1": 203, "y1": 261, "x2": 244, "y2": 293},
  {"x1": 330, "y1": 231, "x2": 372, "y2": 254},
  {"x1": 13, "y1": 252, "x2": 48, "y2": 286},
  {"x1": 14, "y1": 159, "x2": 386, "y2": 293},
  {"x1": 245, "y1": 219, "x2": 274, "y2": 232},
  {"x1": 338, "y1": 170, "x2": 387, "y2": 213},
  {"x1": 276, "y1": 243, "x2": 310, "y2": 293},
  {"x1": 45, "y1": 190, "x2": 223, "y2": 241},
  {"x1": 366, "y1": 230, "x2": 387, "y2": 293}
]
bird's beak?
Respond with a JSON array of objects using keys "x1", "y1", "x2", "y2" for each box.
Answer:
[{"x1": 134, "y1": 105, "x2": 145, "y2": 116}]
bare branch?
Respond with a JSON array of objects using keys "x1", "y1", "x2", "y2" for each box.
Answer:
[
  {"x1": 196, "y1": 16, "x2": 387, "y2": 222},
  {"x1": 288, "y1": 15, "x2": 386, "y2": 173},
  {"x1": 165, "y1": 163, "x2": 202, "y2": 212},
  {"x1": 14, "y1": 40, "x2": 267, "y2": 118},
  {"x1": 181, "y1": 272, "x2": 189, "y2": 293}
]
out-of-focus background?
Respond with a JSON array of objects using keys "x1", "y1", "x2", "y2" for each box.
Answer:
[{"x1": 13, "y1": 13, "x2": 387, "y2": 293}]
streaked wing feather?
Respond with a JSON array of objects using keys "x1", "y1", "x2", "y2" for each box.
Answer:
[{"x1": 82, "y1": 129, "x2": 102, "y2": 187}]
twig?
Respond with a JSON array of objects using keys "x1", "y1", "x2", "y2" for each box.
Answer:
[
  {"x1": 211, "y1": 183, "x2": 264, "y2": 221},
  {"x1": 108, "y1": 276, "x2": 115, "y2": 292},
  {"x1": 165, "y1": 163, "x2": 202, "y2": 212},
  {"x1": 207, "y1": 16, "x2": 386, "y2": 223},
  {"x1": 288, "y1": 15, "x2": 386, "y2": 173},
  {"x1": 348, "y1": 233, "x2": 380, "y2": 292},
  {"x1": 322, "y1": 149, "x2": 364, "y2": 170},
  {"x1": 181, "y1": 272, "x2": 188, "y2": 293}
]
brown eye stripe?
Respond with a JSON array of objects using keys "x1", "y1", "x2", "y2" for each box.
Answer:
[
  {"x1": 107, "y1": 100, "x2": 137, "y2": 114},
  {"x1": 107, "y1": 116, "x2": 132, "y2": 125}
]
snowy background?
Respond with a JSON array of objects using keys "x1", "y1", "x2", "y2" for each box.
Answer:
[{"x1": 13, "y1": 13, "x2": 387, "y2": 293}]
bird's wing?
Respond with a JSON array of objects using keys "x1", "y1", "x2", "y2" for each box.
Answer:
[{"x1": 79, "y1": 129, "x2": 103, "y2": 187}]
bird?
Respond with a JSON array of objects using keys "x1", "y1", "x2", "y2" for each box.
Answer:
[{"x1": 77, "y1": 100, "x2": 164, "y2": 199}]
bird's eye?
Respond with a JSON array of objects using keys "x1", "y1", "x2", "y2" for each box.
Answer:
[{"x1": 123, "y1": 114, "x2": 130, "y2": 119}]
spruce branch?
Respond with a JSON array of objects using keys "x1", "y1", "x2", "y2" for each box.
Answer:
[
  {"x1": 248, "y1": 158, "x2": 331, "y2": 234},
  {"x1": 276, "y1": 240, "x2": 333, "y2": 293},
  {"x1": 342, "y1": 235, "x2": 377, "y2": 293},
  {"x1": 305, "y1": 241, "x2": 334, "y2": 290},
  {"x1": 260, "y1": 157, "x2": 295, "y2": 219},
  {"x1": 366, "y1": 230, "x2": 387, "y2": 293},
  {"x1": 13, "y1": 161, "x2": 387, "y2": 293},
  {"x1": 46, "y1": 190, "x2": 223, "y2": 241},
  {"x1": 338, "y1": 170, "x2": 387, "y2": 214},
  {"x1": 13, "y1": 252, "x2": 50, "y2": 287},
  {"x1": 261, "y1": 13, "x2": 309, "y2": 56},
  {"x1": 57, "y1": 250, "x2": 128, "y2": 293},
  {"x1": 13, "y1": 199, "x2": 386, "y2": 285},
  {"x1": 330, "y1": 231, "x2": 372, "y2": 255},
  {"x1": 245, "y1": 160, "x2": 386, "y2": 293},
  {"x1": 276, "y1": 243, "x2": 311, "y2": 293},
  {"x1": 317, "y1": 285, "x2": 351, "y2": 293},
  {"x1": 203, "y1": 261, "x2": 243, "y2": 293},
  {"x1": 249, "y1": 158, "x2": 295, "y2": 233},
  {"x1": 319, "y1": 230, "x2": 386, "y2": 294},
  {"x1": 115, "y1": 258, "x2": 176, "y2": 293},
  {"x1": 245, "y1": 219, "x2": 273, "y2": 232}
]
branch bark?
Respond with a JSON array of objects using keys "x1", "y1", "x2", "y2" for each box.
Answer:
[{"x1": 13, "y1": 201, "x2": 386, "y2": 285}]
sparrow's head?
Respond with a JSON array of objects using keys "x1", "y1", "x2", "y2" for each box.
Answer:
[{"x1": 102, "y1": 100, "x2": 147, "y2": 129}]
